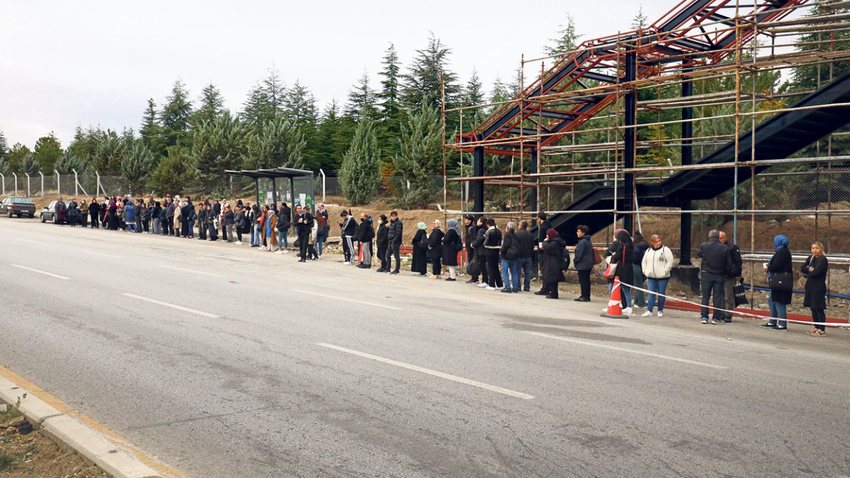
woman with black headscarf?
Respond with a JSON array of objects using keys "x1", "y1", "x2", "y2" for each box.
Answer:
[
  {"x1": 443, "y1": 219, "x2": 463, "y2": 281},
  {"x1": 427, "y1": 219, "x2": 445, "y2": 278},
  {"x1": 537, "y1": 229, "x2": 566, "y2": 299},
  {"x1": 611, "y1": 229, "x2": 635, "y2": 315}
]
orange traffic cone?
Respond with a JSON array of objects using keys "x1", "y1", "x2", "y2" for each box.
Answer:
[{"x1": 601, "y1": 278, "x2": 628, "y2": 319}]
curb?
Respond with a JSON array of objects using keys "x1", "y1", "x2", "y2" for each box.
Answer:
[{"x1": 0, "y1": 375, "x2": 160, "y2": 478}]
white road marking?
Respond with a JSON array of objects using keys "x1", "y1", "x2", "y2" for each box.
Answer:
[
  {"x1": 159, "y1": 265, "x2": 225, "y2": 278},
  {"x1": 317, "y1": 343, "x2": 535, "y2": 400},
  {"x1": 121, "y1": 293, "x2": 219, "y2": 318},
  {"x1": 78, "y1": 250, "x2": 122, "y2": 259},
  {"x1": 526, "y1": 332, "x2": 728, "y2": 370},
  {"x1": 292, "y1": 289, "x2": 403, "y2": 310},
  {"x1": 10, "y1": 264, "x2": 70, "y2": 280},
  {"x1": 17, "y1": 239, "x2": 47, "y2": 245}
]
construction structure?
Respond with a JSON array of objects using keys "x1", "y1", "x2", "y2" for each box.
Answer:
[{"x1": 442, "y1": 0, "x2": 850, "y2": 293}]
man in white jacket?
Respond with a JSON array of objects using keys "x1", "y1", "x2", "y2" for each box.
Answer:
[{"x1": 641, "y1": 234, "x2": 675, "y2": 317}]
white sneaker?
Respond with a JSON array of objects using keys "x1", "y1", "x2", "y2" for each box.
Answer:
[
  {"x1": 260, "y1": 246, "x2": 267, "y2": 250},
  {"x1": 641, "y1": 311, "x2": 652, "y2": 317},
  {"x1": 623, "y1": 307, "x2": 633, "y2": 316},
  {"x1": 657, "y1": 311, "x2": 664, "y2": 317},
  {"x1": 235, "y1": 241, "x2": 242, "y2": 245},
  {"x1": 343, "y1": 261, "x2": 351, "y2": 265},
  {"x1": 477, "y1": 283, "x2": 488, "y2": 288},
  {"x1": 486, "y1": 286, "x2": 496, "y2": 290},
  {"x1": 283, "y1": 249, "x2": 289, "y2": 253}
]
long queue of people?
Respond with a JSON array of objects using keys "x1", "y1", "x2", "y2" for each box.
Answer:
[{"x1": 59, "y1": 196, "x2": 831, "y2": 335}]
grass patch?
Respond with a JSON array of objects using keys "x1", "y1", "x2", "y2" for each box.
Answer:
[{"x1": 0, "y1": 450, "x2": 19, "y2": 471}]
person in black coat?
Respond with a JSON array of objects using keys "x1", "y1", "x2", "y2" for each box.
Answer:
[
  {"x1": 427, "y1": 220, "x2": 445, "y2": 278},
  {"x1": 462, "y1": 215, "x2": 475, "y2": 281},
  {"x1": 206, "y1": 203, "x2": 218, "y2": 241},
  {"x1": 375, "y1": 215, "x2": 389, "y2": 272},
  {"x1": 483, "y1": 218, "x2": 503, "y2": 289},
  {"x1": 386, "y1": 211, "x2": 403, "y2": 274},
  {"x1": 762, "y1": 234, "x2": 792, "y2": 329},
  {"x1": 443, "y1": 219, "x2": 463, "y2": 281},
  {"x1": 802, "y1": 241, "x2": 828, "y2": 336},
  {"x1": 411, "y1": 222, "x2": 428, "y2": 275},
  {"x1": 196, "y1": 204, "x2": 208, "y2": 240},
  {"x1": 536, "y1": 229, "x2": 566, "y2": 299},
  {"x1": 356, "y1": 214, "x2": 375, "y2": 268},
  {"x1": 611, "y1": 230, "x2": 635, "y2": 313},
  {"x1": 471, "y1": 218, "x2": 489, "y2": 286},
  {"x1": 293, "y1": 205, "x2": 314, "y2": 262},
  {"x1": 88, "y1": 200, "x2": 100, "y2": 229},
  {"x1": 340, "y1": 210, "x2": 357, "y2": 264}
]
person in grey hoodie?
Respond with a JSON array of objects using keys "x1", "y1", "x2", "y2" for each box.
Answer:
[{"x1": 573, "y1": 225, "x2": 595, "y2": 302}]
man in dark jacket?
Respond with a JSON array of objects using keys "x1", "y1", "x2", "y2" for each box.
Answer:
[
  {"x1": 697, "y1": 230, "x2": 734, "y2": 324},
  {"x1": 535, "y1": 212, "x2": 551, "y2": 278},
  {"x1": 165, "y1": 199, "x2": 176, "y2": 236},
  {"x1": 483, "y1": 218, "x2": 503, "y2": 290},
  {"x1": 385, "y1": 211, "x2": 403, "y2": 274},
  {"x1": 719, "y1": 231, "x2": 743, "y2": 322},
  {"x1": 279, "y1": 203, "x2": 292, "y2": 250},
  {"x1": 463, "y1": 215, "x2": 475, "y2": 283},
  {"x1": 293, "y1": 205, "x2": 314, "y2": 263},
  {"x1": 375, "y1": 215, "x2": 389, "y2": 272},
  {"x1": 471, "y1": 217, "x2": 489, "y2": 286},
  {"x1": 197, "y1": 204, "x2": 208, "y2": 240},
  {"x1": 356, "y1": 214, "x2": 375, "y2": 268},
  {"x1": 515, "y1": 220, "x2": 535, "y2": 292},
  {"x1": 499, "y1": 222, "x2": 520, "y2": 293},
  {"x1": 573, "y1": 225, "x2": 594, "y2": 302}
]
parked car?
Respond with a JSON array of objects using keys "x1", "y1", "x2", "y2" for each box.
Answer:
[
  {"x1": 0, "y1": 197, "x2": 36, "y2": 218},
  {"x1": 40, "y1": 200, "x2": 83, "y2": 225}
]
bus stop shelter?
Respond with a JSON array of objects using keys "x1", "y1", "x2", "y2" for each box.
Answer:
[{"x1": 225, "y1": 167, "x2": 315, "y2": 213}]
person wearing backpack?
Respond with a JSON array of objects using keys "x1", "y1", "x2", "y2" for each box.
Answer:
[
  {"x1": 573, "y1": 225, "x2": 595, "y2": 302},
  {"x1": 536, "y1": 229, "x2": 567, "y2": 299},
  {"x1": 499, "y1": 222, "x2": 520, "y2": 293},
  {"x1": 275, "y1": 205, "x2": 291, "y2": 253}
]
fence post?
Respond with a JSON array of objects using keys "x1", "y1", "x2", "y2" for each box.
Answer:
[
  {"x1": 96, "y1": 171, "x2": 102, "y2": 197},
  {"x1": 25, "y1": 173, "x2": 31, "y2": 197},
  {"x1": 319, "y1": 169, "x2": 326, "y2": 204},
  {"x1": 13, "y1": 172, "x2": 18, "y2": 196},
  {"x1": 54, "y1": 170, "x2": 60, "y2": 196},
  {"x1": 73, "y1": 169, "x2": 79, "y2": 197},
  {"x1": 39, "y1": 172, "x2": 44, "y2": 197},
  {"x1": 0, "y1": 173, "x2": 4, "y2": 196}
]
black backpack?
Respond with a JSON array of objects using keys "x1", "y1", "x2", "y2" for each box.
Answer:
[{"x1": 561, "y1": 247, "x2": 571, "y2": 271}]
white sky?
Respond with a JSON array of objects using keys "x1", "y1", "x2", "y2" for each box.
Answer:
[{"x1": 1, "y1": 0, "x2": 671, "y2": 149}]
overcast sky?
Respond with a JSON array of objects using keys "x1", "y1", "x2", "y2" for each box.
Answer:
[{"x1": 1, "y1": 0, "x2": 671, "y2": 149}]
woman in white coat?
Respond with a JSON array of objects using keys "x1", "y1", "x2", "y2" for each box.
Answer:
[{"x1": 641, "y1": 234, "x2": 675, "y2": 317}]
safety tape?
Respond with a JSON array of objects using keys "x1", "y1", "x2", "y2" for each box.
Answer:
[{"x1": 620, "y1": 281, "x2": 849, "y2": 328}]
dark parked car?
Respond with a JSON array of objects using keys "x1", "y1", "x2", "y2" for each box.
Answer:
[
  {"x1": 0, "y1": 197, "x2": 36, "y2": 218},
  {"x1": 40, "y1": 200, "x2": 83, "y2": 225}
]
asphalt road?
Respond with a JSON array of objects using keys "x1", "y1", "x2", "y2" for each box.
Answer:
[{"x1": 0, "y1": 217, "x2": 848, "y2": 478}]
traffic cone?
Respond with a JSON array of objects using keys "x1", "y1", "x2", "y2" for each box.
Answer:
[{"x1": 601, "y1": 278, "x2": 628, "y2": 319}]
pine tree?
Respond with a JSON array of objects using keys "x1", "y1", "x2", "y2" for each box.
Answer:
[
  {"x1": 121, "y1": 141, "x2": 155, "y2": 194},
  {"x1": 33, "y1": 132, "x2": 63, "y2": 172},
  {"x1": 378, "y1": 44, "x2": 402, "y2": 123},
  {"x1": 0, "y1": 128, "x2": 7, "y2": 160},
  {"x1": 262, "y1": 67, "x2": 287, "y2": 115},
  {"x1": 241, "y1": 83, "x2": 271, "y2": 125},
  {"x1": 20, "y1": 153, "x2": 41, "y2": 176},
  {"x1": 92, "y1": 130, "x2": 126, "y2": 173},
  {"x1": 545, "y1": 13, "x2": 582, "y2": 58},
  {"x1": 193, "y1": 82, "x2": 225, "y2": 126},
  {"x1": 160, "y1": 80, "x2": 193, "y2": 147},
  {"x1": 6, "y1": 143, "x2": 31, "y2": 173},
  {"x1": 489, "y1": 76, "x2": 511, "y2": 114},
  {"x1": 392, "y1": 104, "x2": 442, "y2": 208},
  {"x1": 401, "y1": 34, "x2": 460, "y2": 112},
  {"x1": 286, "y1": 81, "x2": 318, "y2": 127},
  {"x1": 314, "y1": 100, "x2": 354, "y2": 174},
  {"x1": 193, "y1": 111, "x2": 246, "y2": 195},
  {"x1": 461, "y1": 68, "x2": 486, "y2": 122},
  {"x1": 632, "y1": 5, "x2": 648, "y2": 30},
  {"x1": 339, "y1": 119, "x2": 381, "y2": 206},
  {"x1": 346, "y1": 70, "x2": 379, "y2": 121},
  {"x1": 140, "y1": 99, "x2": 161, "y2": 152},
  {"x1": 55, "y1": 150, "x2": 90, "y2": 174},
  {"x1": 244, "y1": 117, "x2": 305, "y2": 170},
  {"x1": 151, "y1": 146, "x2": 192, "y2": 195},
  {"x1": 0, "y1": 159, "x2": 11, "y2": 178}
]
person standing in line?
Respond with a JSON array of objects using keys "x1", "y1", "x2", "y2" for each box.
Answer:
[
  {"x1": 308, "y1": 213, "x2": 320, "y2": 260},
  {"x1": 293, "y1": 204, "x2": 313, "y2": 263},
  {"x1": 151, "y1": 201, "x2": 162, "y2": 234},
  {"x1": 632, "y1": 231, "x2": 649, "y2": 308},
  {"x1": 535, "y1": 212, "x2": 552, "y2": 278},
  {"x1": 147, "y1": 195, "x2": 155, "y2": 210},
  {"x1": 315, "y1": 212, "x2": 328, "y2": 257},
  {"x1": 266, "y1": 206, "x2": 278, "y2": 252},
  {"x1": 141, "y1": 201, "x2": 151, "y2": 233},
  {"x1": 357, "y1": 213, "x2": 375, "y2": 268},
  {"x1": 802, "y1": 242, "x2": 828, "y2": 337},
  {"x1": 206, "y1": 203, "x2": 218, "y2": 241},
  {"x1": 462, "y1": 215, "x2": 476, "y2": 283},
  {"x1": 719, "y1": 231, "x2": 743, "y2": 323},
  {"x1": 642, "y1": 234, "x2": 675, "y2": 317},
  {"x1": 159, "y1": 200, "x2": 169, "y2": 235},
  {"x1": 165, "y1": 198, "x2": 175, "y2": 236},
  {"x1": 186, "y1": 197, "x2": 197, "y2": 238},
  {"x1": 610, "y1": 230, "x2": 635, "y2": 315},
  {"x1": 134, "y1": 200, "x2": 144, "y2": 233},
  {"x1": 472, "y1": 217, "x2": 489, "y2": 287},
  {"x1": 499, "y1": 221, "x2": 519, "y2": 293},
  {"x1": 515, "y1": 220, "x2": 535, "y2": 292},
  {"x1": 386, "y1": 211, "x2": 403, "y2": 275},
  {"x1": 539, "y1": 229, "x2": 567, "y2": 299},
  {"x1": 411, "y1": 222, "x2": 428, "y2": 276},
  {"x1": 484, "y1": 218, "x2": 503, "y2": 290},
  {"x1": 698, "y1": 229, "x2": 733, "y2": 325},
  {"x1": 427, "y1": 219, "x2": 444, "y2": 278},
  {"x1": 224, "y1": 205, "x2": 236, "y2": 243},
  {"x1": 88, "y1": 199, "x2": 100, "y2": 229},
  {"x1": 251, "y1": 204, "x2": 261, "y2": 247},
  {"x1": 196, "y1": 202, "x2": 207, "y2": 240},
  {"x1": 763, "y1": 234, "x2": 793, "y2": 330},
  {"x1": 573, "y1": 225, "x2": 594, "y2": 301},
  {"x1": 125, "y1": 200, "x2": 136, "y2": 233},
  {"x1": 180, "y1": 196, "x2": 191, "y2": 238},
  {"x1": 276, "y1": 204, "x2": 291, "y2": 253},
  {"x1": 340, "y1": 210, "x2": 357, "y2": 265},
  {"x1": 442, "y1": 219, "x2": 462, "y2": 281},
  {"x1": 173, "y1": 199, "x2": 182, "y2": 237},
  {"x1": 375, "y1": 215, "x2": 389, "y2": 272},
  {"x1": 234, "y1": 206, "x2": 246, "y2": 244}
]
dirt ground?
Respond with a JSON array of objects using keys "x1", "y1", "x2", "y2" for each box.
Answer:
[{"x1": 0, "y1": 407, "x2": 108, "y2": 478}]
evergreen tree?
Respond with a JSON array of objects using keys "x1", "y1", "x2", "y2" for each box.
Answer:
[
  {"x1": 140, "y1": 99, "x2": 162, "y2": 153},
  {"x1": 314, "y1": 100, "x2": 354, "y2": 174},
  {"x1": 262, "y1": 67, "x2": 287, "y2": 115},
  {"x1": 0, "y1": 128, "x2": 7, "y2": 160},
  {"x1": 545, "y1": 14, "x2": 582, "y2": 58},
  {"x1": 121, "y1": 141, "x2": 155, "y2": 194},
  {"x1": 33, "y1": 132, "x2": 63, "y2": 172},
  {"x1": 160, "y1": 80, "x2": 193, "y2": 147},
  {"x1": 401, "y1": 34, "x2": 460, "y2": 112},
  {"x1": 0, "y1": 159, "x2": 11, "y2": 178},
  {"x1": 92, "y1": 130, "x2": 126, "y2": 173},
  {"x1": 68, "y1": 125, "x2": 109, "y2": 165},
  {"x1": 55, "y1": 150, "x2": 90, "y2": 174},
  {"x1": 378, "y1": 43, "x2": 402, "y2": 123},
  {"x1": 6, "y1": 143, "x2": 31, "y2": 173},
  {"x1": 151, "y1": 146, "x2": 192, "y2": 195},
  {"x1": 392, "y1": 104, "x2": 442, "y2": 208},
  {"x1": 244, "y1": 117, "x2": 305, "y2": 170},
  {"x1": 286, "y1": 81, "x2": 318, "y2": 127},
  {"x1": 193, "y1": 111, "x2": 246, "y2": 195},
  {"x1": 193, "y1": 82, "x2": 225, "y2": 126},
  {"x1": 346, "y1": 70, "x2": 379, "y2": 121},
  {"x1": 339, "y1": 119, "x2": 381, "y2": 206},
  {"x1": 632, "y1": 5, "x2": 648, "y2": 29},
  {"x1": 489, "y1": 76, "x2": 512, "y2": 114},
  {"x1": 241, "y1": 68, "x2": 288, "y2": 127},
  {"x1": 20, "y1": 153, "x2": 41, "y2": 176},
  {"x1": 461, "y1": 68, "x2": 486, "y2": 123}
]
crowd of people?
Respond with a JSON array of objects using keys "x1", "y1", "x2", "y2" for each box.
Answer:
[{"x1": 52, "y1": 195, "x2": 831, "y2": 335}]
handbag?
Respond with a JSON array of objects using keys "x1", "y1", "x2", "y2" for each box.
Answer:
[
  {"x1": 769, "y1": 272, "x2": 793, "y2": 291},
  {"x1": 603, "y1": 262, "x2": 618, "y2": 279},
  {"x1": 592, "y1": 248, "x2": 603, "y2": 265},
  {"x1": 734, "y1": 280, "x2": 748, "y2": 307}
]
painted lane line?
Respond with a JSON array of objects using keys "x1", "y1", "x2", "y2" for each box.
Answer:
[
  {"x1": 10, "y1": 264, "x2": 70, "y2": 280},
  {"x1": 317, "y1": 343, "x2": 535, "y2": 400},
  {"x1": 526, "y1": 331, "x2": 728, "y2": 370},
  {"x1": 159, "y1": 265, "x2": 225, "y2": 278},
  {"x1": 78, "y1": 250, "x2": 122, "y2": 259},
  {"x1": 291, "y1": 289, "x2": 403, "y2": 311},
  {"x1": 121, "y1": 293, "x2": 219, "y2": 318}
]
